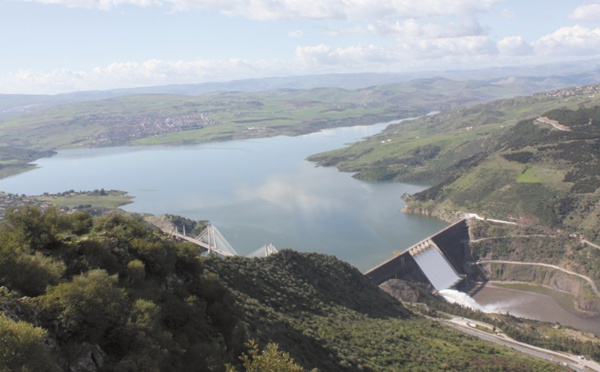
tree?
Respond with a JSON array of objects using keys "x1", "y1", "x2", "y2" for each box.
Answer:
[
  {"x1": 232, "y1": 340, "x2": 304, "y2": 372},
  {"x1": 8, "y1": 252, "x2": 66, "y2": 296},
  {"x1": 4, "y1": 205, "x2": 56, "y2": 251},
  {"x1": 37, "y1": 269, "x2": 129, "y2": 343}
]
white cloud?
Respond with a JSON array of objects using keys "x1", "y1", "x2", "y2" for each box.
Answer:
[
  {"x1": 533, "y1": 25, "x2": 600, "y2": 56},
  {"x1": 22, "y1": 0, "x2": 162, "y2": 10},
  {"x1": 22, "y1": 0, "x2": 500, "y2": 20},
  {"x1": 409, "y1": 36, "x2": 498, "y2": 58},
  {"x1": 497, "y1": 36, "x2": 532, "y2": 56},
  {"x1": 571, "y1": 3, "x2": 600, "y2": 22},
  {"x1": 288, "y1": 30, "x2": 305, "y2": 38},
  {"x1": 0, "y1": 58, "x2": 294, "y2": 94},
  {"x1": 367, "y1": 18, "x2": 485, "y2": 39},
  {"x1": 296, "y1": 36, "x2": 497, "y2": 70},
  {"x1": 325, "y1": 25, "x2": 365, "y2": 37}
]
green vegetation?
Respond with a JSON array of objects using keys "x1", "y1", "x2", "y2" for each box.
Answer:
[
  {"x1": 0, "y1": 314, "x2": 60, "y2": 371},
  {"x1": 37, "y1": 189, "x2": 133, "y2": 211},
  {"x1": 0, "y1": 78, "x2": 582, "y2": 179},
  {"x1": 0, "y1": 206, "x2": 236, "y2": 371},
  {"x1": 0, "y1": 207, "x2": 560, "y2": 371},
  {"x1": 410, "y1": 282, "x2": 600, "y2": 361},
  {"x1": 468, "y1": 220, "x2": 600, "y2": 313},
  {"x1": 310, "y1": 84, "x2": 600, "y2": 239},
  {"x1": 229, "y1": 340, "x2": 304, "y2": 372},
  {"x1": 309, "y1": 85, "x2": 600, "y2": 185}
]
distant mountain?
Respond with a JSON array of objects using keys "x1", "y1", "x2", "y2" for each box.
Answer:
[
  {"x1": 75, "y1": 58, "x2": 600, "y2": 97},
  {"x1": 2, "y1": 58, "x2": 600, "y2": 119}
]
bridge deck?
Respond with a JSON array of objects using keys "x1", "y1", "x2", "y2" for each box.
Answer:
[{"x1": 155, "y1": 226, "x2": 236, "y2": 257}]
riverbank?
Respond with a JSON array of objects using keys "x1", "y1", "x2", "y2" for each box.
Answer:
[
  {"x1": 473, "y1": 282, "x2": 600, "y2": 338},
  {"x1": 487, "y1": 281, "x2": 583, "y2": 316}
]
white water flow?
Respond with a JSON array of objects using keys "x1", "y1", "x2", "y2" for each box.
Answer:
[
  {"x1": 439, "y1": 289, "x2": 521, "y2": 313},
  {"x1": 439, "y1": 289, "x2": 490, "y2": 312},
  {"x1": 412, "y1": 246, "x2": 462, "y2": 291}
]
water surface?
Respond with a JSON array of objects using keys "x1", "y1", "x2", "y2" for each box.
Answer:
[
  {"x1": 473, "y1": 285, "x2": 600, "y2": 337},
  {"x1": 0, "y1": 121, "x2": 448, "y2": 270}
]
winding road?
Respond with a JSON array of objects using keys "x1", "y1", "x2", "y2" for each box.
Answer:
[
  {"x1": 441, "y1": 316, "x2": 600, "y2": 371},
  {"x1": 477, "y1": 260, "x2": 600, "y2": 299}
]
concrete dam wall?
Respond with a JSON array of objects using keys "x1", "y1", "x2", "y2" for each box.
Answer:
[{"x1": 364, "y1": 220, "x2": 470, "y2": 289}]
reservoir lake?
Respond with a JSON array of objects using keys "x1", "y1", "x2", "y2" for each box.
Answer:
[
  {"x1": 2, "y1": 120, "x2": 599, "y2": 335},
  {"x1": 0, "y1": 121, "x2": 448, "y2": 271}
]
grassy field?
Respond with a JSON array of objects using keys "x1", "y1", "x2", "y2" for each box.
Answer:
[{"x1": 37, "y1": 190, "x2": 132, "y2": 209}]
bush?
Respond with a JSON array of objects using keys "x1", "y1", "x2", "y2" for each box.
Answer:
[
  {"x1": 38, "y1": 269, "x2": 129, "y2": 343},
  {"x1": 0, "y1": 314, "x2": 59, "y2": 371}
]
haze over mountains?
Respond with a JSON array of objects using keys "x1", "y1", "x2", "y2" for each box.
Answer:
[
  {"x1": 2, "y1": 59, "x2": 600, "y2": 117},
  {"x1": 1, "y1": 54, "x2": 600, "y2": 372}
]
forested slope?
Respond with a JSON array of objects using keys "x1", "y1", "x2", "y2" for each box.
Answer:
[{"x1": 0, "y1": 207, "x2": 558, "y2": 371}]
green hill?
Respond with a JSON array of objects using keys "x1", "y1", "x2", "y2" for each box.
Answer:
[
  {"x1": 403, "y1": 104, "x2": 600, "y2": 235},
  {"x1": 0, "y1": 77, "x2": 586, "y2": 179},
  {"x1": 309, "y1": 85, "x2": 600, "y2": 228},
  {"x1": 0, "y1": 207, "x2": 559, "y2": 371},
  {"x1": 308, "y1": 84, "x2": 600, "y2": 313}
]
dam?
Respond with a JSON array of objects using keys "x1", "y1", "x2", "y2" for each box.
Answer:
[{"x1": 364, "y1": 219, "x2": 470, "y2": 290}]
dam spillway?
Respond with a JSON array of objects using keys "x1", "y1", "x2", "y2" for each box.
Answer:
[
  {"x1": 364, "y1": 219, "x2": 469, "y2": 290},
  {"x1": 409, "y1": 240, "x2": 462, "y2": 291}
]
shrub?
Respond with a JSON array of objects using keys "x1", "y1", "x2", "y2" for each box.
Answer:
[{"x1": 0, "y1": 314, "x2": 59, "y2": 371}]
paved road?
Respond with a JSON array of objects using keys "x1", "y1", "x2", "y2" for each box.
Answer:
[
  {"x1": 471, "y1": 234, "x2": 556, "y2": 243},
  {"x1": 442, "y1": 317, "x2": 599, "y2": 371},
  {"x1": 583, "y1": 239, "x2": 600, "y2": 250}
]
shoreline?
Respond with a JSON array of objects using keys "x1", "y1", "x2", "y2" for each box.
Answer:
[{"x1": 478, "y1": 281, "x2": 600, "y2": 319}]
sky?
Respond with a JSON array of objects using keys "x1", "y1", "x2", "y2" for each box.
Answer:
[{"x1": 1, "y1": 0, "x2": 600, "y2": 94}]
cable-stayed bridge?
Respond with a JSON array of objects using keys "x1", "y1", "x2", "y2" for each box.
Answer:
[
  {"x1": 247, "y1": 243, "x2": 279, "y2": 258},
  {"x1": 165, "y1": 223, "x2": 278, "y2": 258}
]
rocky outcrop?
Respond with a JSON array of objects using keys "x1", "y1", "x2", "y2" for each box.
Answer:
[
  {"x1": 401, "y1": 202, "x2": 462, "y2": 223},
  {"x1": 379, "y1": 279, "x2": 420, "y2": 303},
  {"x1": 68, "y1": 344, "x2": 106, "y2": 372}
]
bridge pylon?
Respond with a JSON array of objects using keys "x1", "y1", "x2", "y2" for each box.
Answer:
[
  {"x1": 196, "y1": 223, "x2": 238, "y2": 256},
  {"x1": 247, "y1": 243, "x2": 278, "y2": 258}
]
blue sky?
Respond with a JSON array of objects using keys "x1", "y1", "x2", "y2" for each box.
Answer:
[{"x1": 2, "y1": 0, "x2": 600, "y2": 94}]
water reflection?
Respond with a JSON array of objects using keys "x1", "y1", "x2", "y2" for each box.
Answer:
[
  {"x1": 237, "y1": 174, "x2": 342, "y2": 214},
  {"x1": 0, "y1": 121, "x2": 449, "y2": 270}
]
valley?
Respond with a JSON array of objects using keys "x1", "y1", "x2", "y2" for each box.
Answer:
[{"x1": 3, "y1": 74, "x2": 600, "y2": 370}]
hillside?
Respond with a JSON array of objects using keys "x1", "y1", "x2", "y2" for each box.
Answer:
[
  {"x1": 309, "y1": 84, "x2": 600, "y2": 184},
  {"x1": 0, "y1": 207, "x2": 559, "y2": 371},
  {"x1": 0, "y1": 76, "x2": 595, "y2": 179},
  {"x1": 404, "y1": 104, "x2": 600, "y2": 234},
  {"x1": 308, "y1": 84, "x2": 600, "y2": 312},
  {"x1": 310, "y1": 85, "x2": 600, "y2": 230}
]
